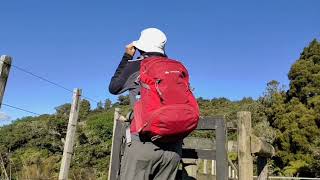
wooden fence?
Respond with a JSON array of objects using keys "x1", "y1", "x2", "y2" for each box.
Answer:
[{"x1": 108, "y1": 109, "x2": 275, "y2": 180}]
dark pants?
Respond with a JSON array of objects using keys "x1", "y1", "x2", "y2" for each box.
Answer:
[{"x1": 120, "y1": 135, "x2": 182, "y2": 180}]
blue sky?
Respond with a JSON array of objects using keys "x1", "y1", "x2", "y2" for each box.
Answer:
[{"x1": 0, "y1": 0, "x2": 319, "y2": 125}]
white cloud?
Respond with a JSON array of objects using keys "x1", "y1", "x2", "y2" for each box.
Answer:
[{"x1": 0, "y1": 112, "x2": 11, "y2": 121}]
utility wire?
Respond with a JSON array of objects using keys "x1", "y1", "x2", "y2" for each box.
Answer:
[
  {"x1": 1, "y1": 59, "x2": 100, "y2": 103},
  {"x1": 1, "y1": 103, "x2": 40, "y2": 116}
]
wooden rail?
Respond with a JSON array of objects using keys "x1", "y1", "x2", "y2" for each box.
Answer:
[
  {"x1": 182, "y1": 116, "x2": 228, "y2": 180},
  {"x1": 108, "y1": 111, "x2": 228, "y2": 180}
]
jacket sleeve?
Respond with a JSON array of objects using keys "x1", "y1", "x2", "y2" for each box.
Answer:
[{"x1": 108, "y1": 53, "x2": 133, "y2": 95}]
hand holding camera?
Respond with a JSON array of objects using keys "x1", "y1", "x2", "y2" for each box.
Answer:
[{"x1": 126, "y1": 43, "x2": 136, "y2": 56}]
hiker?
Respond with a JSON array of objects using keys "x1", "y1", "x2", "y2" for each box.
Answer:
[{"x1": 109, "y1": 28, "x2": 199, "y2": 180}]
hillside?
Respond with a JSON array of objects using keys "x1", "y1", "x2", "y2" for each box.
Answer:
[{"x1": 0, "y1": 98, "x2": 265, "y2": 179}]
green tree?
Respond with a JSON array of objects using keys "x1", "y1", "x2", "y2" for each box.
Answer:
[
  {"x1": 104, "y1": 98, "x2": 112, "y2": 110},
  {"x1": 55, "y1": 103, "x2": 71, "y2": 120},
  {"x1": 259, "y1": 80, "x2": 287, "y2": 127},
  {"x1": 285, "y1": 39, "x2": 320, "y2": 176},
  {"x1": 79, "y1": 99, "x2": 91, "y2": 120},
  {"x1": 262, "y1": 40, "x2": 320, "y2": 176},
  {"x1": 288, "y1": 39, "x2": 320, "y2": 106},
  {"x1": 96, "y1": 101, "x2": 103, "y2": 111},
  {"x1": 117, "y1": 95, "x2": 130, "y2": 105}
]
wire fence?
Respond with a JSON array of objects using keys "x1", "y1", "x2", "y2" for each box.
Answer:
[
  {"x1": 1, "y1": 103, "x2": 40, "y2": 116},
  {"x1": 0, "y1": 57, "x2": 101, "y2": 117}
]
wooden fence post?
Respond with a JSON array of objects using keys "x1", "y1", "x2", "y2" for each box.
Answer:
[
  {"x1": 108, "y1": 108, "x2": 127, "y2": 180},
  {"x1": 59, "y1": 88, "x2": 82, "y2": 180},
  {"x1": 108, "y1": 108, "x2": 121, "y2": 180},
  {"x1": 237, "y1": 111, "x2": 253, "y2": 180},
  {"x1": 216, "y1": 116, "x2": 228, "y2": 180},
  {"x1": 0, "y1": 55, "x2": 12, "y2": 109}
]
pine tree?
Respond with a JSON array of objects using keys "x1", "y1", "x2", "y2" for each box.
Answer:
[
  {"x1": 96, "y1": 101, "x2": 103, "y2": 111},
  {"x1": 79, "y1": 99, "x2": 91, "y2": 120},
  {"x1": 265, "y1": 39, "x2": 320, "y2": 176},
  {"x1": 288, "y1": 39, "x2": 320, "y2": 108},
  {"x1": 104, "y1": 99, "x2": 112, "y2": 110}
]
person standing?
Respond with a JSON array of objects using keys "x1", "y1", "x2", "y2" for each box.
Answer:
[{"x1": 109, "y1": 28, "x2": 199, "y2": 180}]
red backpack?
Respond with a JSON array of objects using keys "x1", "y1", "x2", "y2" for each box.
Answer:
[{"x1": 131, "y1": 56, "x2": 200, "y2": 142}]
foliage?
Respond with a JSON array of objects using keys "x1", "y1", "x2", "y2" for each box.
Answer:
[
  {"x1": 96, "y1": 101, "x2": 104, "y2": 111},
  {"x1": 0, "y1": 106, "x2": 114, "y2": 179},
  {"x1": 288, "y1": 39, "x2": 320, "y2": 105},
  {"x1": 104, "y1": 99, "x2": 112, "y2": 110},
  {"x1": 79, "y1": 99, "x2": 91, "y2": 121},
  {"x1": 117, "y1": 95, "x2": 130, "y2": 105},
  {"x1": 261, "y1": 40, "x2": 320, "y2": 177},
  {"x1": 55, "y1": 103, "x2": 71, "y2": 120}
]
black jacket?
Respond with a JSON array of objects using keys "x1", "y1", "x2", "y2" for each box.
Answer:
[{"x1": 109, "y1": 52, "x2": 167, "y2": 105}]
